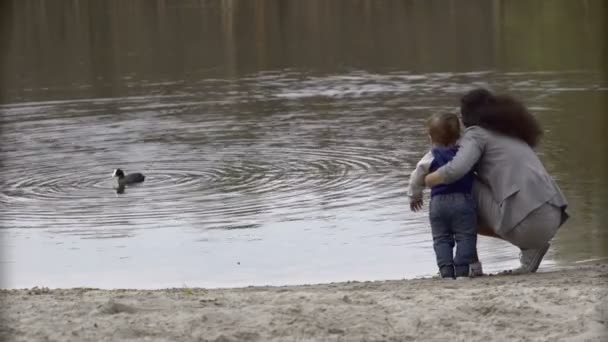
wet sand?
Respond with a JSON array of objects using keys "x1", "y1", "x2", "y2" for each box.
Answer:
[{"x1": 1, "y1": 264, "x2": 606, "y2": 342}]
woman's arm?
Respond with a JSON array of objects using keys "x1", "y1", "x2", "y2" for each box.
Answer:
[{"x1": 425, "y1": 127, "x2": 486, "y2": 187}]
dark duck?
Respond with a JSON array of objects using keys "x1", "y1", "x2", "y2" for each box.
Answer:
[{"x1": 112, "y1": 169, "x2": 145, "y2": 193}]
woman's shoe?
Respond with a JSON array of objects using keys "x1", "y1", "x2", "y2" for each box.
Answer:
[
  {"x1": 469, "y1": 261, "x2": 484, "y2": 277},
  {"x1": 519, "y1": 243, "x2": 550, "y2": 273},
  {"x1": 500, "y1": 243, "x2": 551, "y2": 275}
]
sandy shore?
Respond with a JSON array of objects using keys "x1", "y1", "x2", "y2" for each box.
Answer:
[{"x1": 1, "y1": 264, "x2": 606, "y2": 342}]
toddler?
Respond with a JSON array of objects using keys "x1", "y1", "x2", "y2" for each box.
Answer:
[{"x1": 407, "y1": 113, "x2": 479, "y2": 279}]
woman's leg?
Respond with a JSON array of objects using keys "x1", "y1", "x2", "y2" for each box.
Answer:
[
  {"x1": 496, "y1": 203, "x2": 562, "y2": 273},
  {"x1": 473, "y1": 179, "x2": 562, "y2": 248},
  {"x1": 478, "y1": 224, "x2": 502, "y2": 239},
  {"x1": 502, "y1": 203, "x2": 562, "y2": 250},
  {"x1": 466, "y1": 180, "x2": 505, "y2": 275},
  {"x1": 472, "y1": 179, "x2": 562, "y2": 273},
  {"x1": 472, "y1": 180, "x2": 504, "y2": 240}
]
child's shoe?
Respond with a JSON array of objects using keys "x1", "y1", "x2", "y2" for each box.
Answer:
[
  {"x1": 439, "y1": 265, "x2": 455, "y2": 279},
  {"x1": 454, "y1": 264, "x2": 470, "y2": 278}
]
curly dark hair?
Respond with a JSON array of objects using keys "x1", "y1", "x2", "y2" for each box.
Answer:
[{"x1": 460, "y1": 88, "x2": 543, "y2": 147}]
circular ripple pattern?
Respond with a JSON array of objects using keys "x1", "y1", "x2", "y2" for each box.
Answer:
[
  {"x1": 2, "y1": 69, "x2": 595, "y2": 236},
  {"x1": 1, "y1": 131, "x2": 407, "y2": 235}
]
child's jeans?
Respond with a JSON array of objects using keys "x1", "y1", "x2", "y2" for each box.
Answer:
[{"x1": 429, "y1": 193, "x2": 477, "y2": 278}]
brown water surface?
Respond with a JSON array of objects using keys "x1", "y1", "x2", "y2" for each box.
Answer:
[{"x1": 0, "y1": 0, "x2": 606, "y2": 288}]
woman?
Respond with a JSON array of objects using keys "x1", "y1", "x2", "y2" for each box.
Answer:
[{"x1": 425, "y1": 88, "x2": 569, "y2": 274}]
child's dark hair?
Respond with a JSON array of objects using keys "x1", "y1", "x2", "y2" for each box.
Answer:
[
  {"x1": 460, "y1": 88, "x2": 543, "y2": 147},
  {"x1": 428, "y1": 113, "x2": 461, "y2": 147}
]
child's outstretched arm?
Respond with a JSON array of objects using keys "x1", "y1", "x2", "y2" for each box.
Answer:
[{"x1": 407, "y1": 151, "x2": 433, "y2": 211}]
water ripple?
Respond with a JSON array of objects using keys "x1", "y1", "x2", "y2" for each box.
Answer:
[{"x1": 1, "y1": 69, "x2": 602, "y2": 238}]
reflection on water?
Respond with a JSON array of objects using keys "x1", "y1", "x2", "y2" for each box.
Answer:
[{"x1": 0, "y1": 0, "x2": 606, "y2": 289}]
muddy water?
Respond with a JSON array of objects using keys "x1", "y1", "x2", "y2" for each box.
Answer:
[{"x1": 0, "y1": 0, "x2": 606, "y2": 288}]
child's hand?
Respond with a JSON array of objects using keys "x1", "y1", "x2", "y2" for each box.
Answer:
[{"x1": 410, "y1": 198, "x2": 424, "y2": 212}]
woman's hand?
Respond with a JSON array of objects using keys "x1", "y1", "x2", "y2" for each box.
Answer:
[{"x1": 425, "y1": 171, "x2": 444, "y2": 188}]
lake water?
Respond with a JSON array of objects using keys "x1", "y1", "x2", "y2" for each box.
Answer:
[{"x1": 1, "y1": 0, "x2": 606, "y2": 289}]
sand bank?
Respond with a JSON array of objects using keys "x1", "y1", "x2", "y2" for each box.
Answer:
[{"x1": 1, "y1": 264, "x2": 606, "y2": 342}]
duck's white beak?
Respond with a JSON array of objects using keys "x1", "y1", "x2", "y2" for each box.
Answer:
[{"x1": 111, "y1": 170, "x2": 117, "y2": 177}]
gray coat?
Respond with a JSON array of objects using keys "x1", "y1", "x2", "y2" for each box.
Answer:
[{"x1": 436, "y1": 126, "x2": 569, "y2": 235}]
